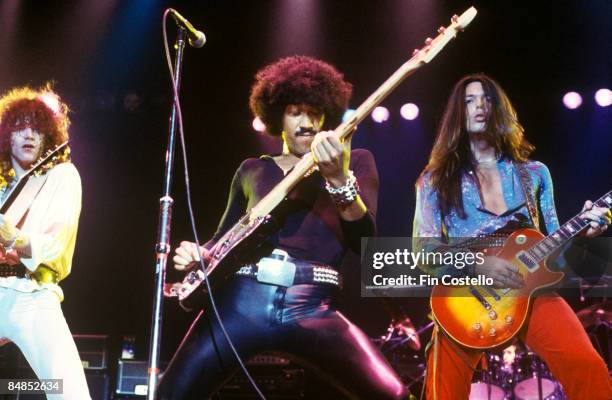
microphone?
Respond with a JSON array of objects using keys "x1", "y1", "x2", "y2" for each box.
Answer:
[{"x1": 168, "y1": 9, "x2": 206, "y2": 48}]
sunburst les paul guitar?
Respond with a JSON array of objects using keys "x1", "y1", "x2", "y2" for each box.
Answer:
[
  {"x1": 431, "y1": 190, "x2": 612, "y2": 349},
  {"x1": 166, "y1": 7, "x2": 479, "y2": 310}
]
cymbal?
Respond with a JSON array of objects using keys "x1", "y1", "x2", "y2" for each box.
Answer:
[
  {"x1": 378, "y1": 318, "x2": 422, "y2": 352},
  {"x1": 576, "y1": 302, "x2": 612, "y2": 328}
]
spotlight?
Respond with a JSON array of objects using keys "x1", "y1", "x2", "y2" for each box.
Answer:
[
  {"x1": 594, "y1": 89, "x2": 612, "y2": 107},
  {"x1": 371, "y1": 106, "x2": 390, "y2": 123},
  {"x1": 342, "y1": 108, "x2": 356, "y2": 123},
  {"x1": 400, "y1": 103, "x2": 419, "y2": 120},
  {"x1": 39, "y1": 92, "x2": 62, "y2": 115},
  {"x1": 562, "y1": 92, "x2": 582, "y2": 109},
  {"x1": 252, "y1": 117, "x2": 266, "y2": 132}
]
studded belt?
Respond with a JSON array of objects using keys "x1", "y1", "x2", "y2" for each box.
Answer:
[
  {"x1": 0, "y1": 264, "x2": 27, "y2": 278},
  {"x1": 235, "y1": 249, "x2": 341, "y2": 288},
  {"x1": 0, "y1": 264, "x2": 58, "y2": 284}
]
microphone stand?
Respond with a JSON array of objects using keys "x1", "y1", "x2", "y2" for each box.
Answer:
[{"x1": 147, "y1": 26, "x2": 186, "y2": 400}]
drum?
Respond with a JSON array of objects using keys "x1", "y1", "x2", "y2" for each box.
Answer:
[
  {"x1": 470, "y1": 381, "x2": 506, "y2": 400},
  {"x1": 469, "y1": 353, "x2": 511, "y2": 400},
  {"x1": 513, "y1": 352, "x2": 564, "y2": 400}
]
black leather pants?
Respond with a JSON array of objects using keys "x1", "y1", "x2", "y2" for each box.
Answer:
[{"x1": 157, "y1": 276, "x2": 407, "y2": 399}]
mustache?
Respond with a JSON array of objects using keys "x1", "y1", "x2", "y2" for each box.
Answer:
[{"x1": 296, "y1": 127, "x2": 316, "y2": 135}]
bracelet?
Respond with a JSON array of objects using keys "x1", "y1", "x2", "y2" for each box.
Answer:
[{"x1": 325, "y1": 170, "x2": 359, "y2": 208}]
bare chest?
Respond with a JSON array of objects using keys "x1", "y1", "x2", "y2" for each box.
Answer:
[{"x1": 476, "y1": 167, "x2": 507, "y2": 215}]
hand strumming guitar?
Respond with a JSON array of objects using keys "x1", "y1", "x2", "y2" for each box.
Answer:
[
  {"x1": 474, "y1": 255, "x2": 525, "y2": 289},
  {"x1": 173, "y1": 241, "x2": 211, "y2": 271}
]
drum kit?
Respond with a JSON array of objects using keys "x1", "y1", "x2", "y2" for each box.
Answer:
[
  {"x1": 469, "y1": 345, "x2": 566, "y2": 400},
  {"x1": 374, "y1": 297, "x2": 611, "y2": 400}
]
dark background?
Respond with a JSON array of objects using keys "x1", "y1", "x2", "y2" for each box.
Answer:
[{"x1": 0, "y1": 0, "x2": 610, "y2": 369}]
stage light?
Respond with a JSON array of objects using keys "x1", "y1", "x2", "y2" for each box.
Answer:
[
  {"x1": 39, "y1": 92, "x2": 62, "y2": 115},
  {"x1": 562, "y1": 92, "x2": 582, "y2": 109},
  {"x1": 594, "y1": 89, "x2": 612, "y2": 107},
  {"x1": 342, "y1": 108, "x2": 356, "y2": 123},
  {"x1": 400, "y1": 103, "x2": 419, "y2": 120},
  {"x1": 371, "y1": 106, "x2": 390, "y2": 123},
  {"x1": 252, "y1": 117, "x2": 266, "y2": 132}
]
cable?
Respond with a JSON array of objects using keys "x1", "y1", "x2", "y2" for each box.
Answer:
[{"x1": 162, "y1": 9, "x2": 266, "y2": 399}]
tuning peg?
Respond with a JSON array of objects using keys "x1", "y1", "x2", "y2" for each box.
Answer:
[
  {"x1": 437, "y1": 26, "x2": 446, "y2": 34},
  {"x1": 412, "y1": 48, "x2": 420, "y2": 57},
  {"x1": 425, "y1": 37, "x2": 433, "y2": 46},
  {"x1": 451, "y1": 14, "x2": 459, "y2": 23}
]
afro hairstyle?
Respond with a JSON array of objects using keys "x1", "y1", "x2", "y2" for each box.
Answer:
[{"x1": 249, "y1": 55, "x2": 352, "y2": 137}]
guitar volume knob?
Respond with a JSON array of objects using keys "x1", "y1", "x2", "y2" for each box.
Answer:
[
  {"x1": 505, "y1": 315, "x2": 513, "y2": 324},
  {"x1": 489, "y1": 327, "x2": 497, "y2": 336},
  {"x1": 488, "y1": 310, "x2": 497, "y2": 320},
  {"x1": 473, "y1": 322, "x2": 482, "y2": 332}
]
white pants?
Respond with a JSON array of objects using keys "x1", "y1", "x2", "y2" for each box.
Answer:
[{"x1": 0, "y1": 287, "x2": 91, "y2": 400}]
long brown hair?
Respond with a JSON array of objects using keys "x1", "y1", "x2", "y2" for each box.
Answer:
[{"x1": 419, "y1": 74, "x2": 534, "y2": 218}]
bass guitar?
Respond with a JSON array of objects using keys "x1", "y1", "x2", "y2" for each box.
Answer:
[{"x1": 168, "y1": 7, "x2": 478, "y2": 310}]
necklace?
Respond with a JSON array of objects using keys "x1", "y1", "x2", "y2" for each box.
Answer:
[{"x1": 475, "y1": 154, "x2": 500, "y2": 166}]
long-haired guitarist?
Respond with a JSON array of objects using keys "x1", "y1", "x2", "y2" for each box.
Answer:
[
  {"x1": 0, "y1": 86, "x2": 90, "y2": 398},
  {"x1": 413, "y1": 74, "x2": 611, "y2": 399},
  {"x1": 157, "y1": 56, "x2": 406, "y2": 399}
]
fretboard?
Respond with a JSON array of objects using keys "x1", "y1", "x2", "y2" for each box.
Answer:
[{"x1": 524, "y1": 190, "x2": 612, "y2": 263}]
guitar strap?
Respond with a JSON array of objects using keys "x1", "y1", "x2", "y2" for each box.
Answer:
[
  {"x1": 515, "y1": 162, "x2": 540, "y2": 231},
  {"x1": 4, "y1": 174, "x2": 49, "y2": 227}
]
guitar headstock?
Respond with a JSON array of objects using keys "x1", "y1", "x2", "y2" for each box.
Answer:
[
  {"x1": 30, "y1": 141, "x2": 70, "y2": 176},
  {"x1": 411, "y1": 6, "x2": 477, "y2": 64}
]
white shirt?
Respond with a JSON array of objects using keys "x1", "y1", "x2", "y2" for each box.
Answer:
[{"x1": 0, "y1": 162, "x2": 82, "y2": 301}]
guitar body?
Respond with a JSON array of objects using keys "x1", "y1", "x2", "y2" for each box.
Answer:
[
  {"x1": 431, "y1": 228, "x2": 565, "y2": 349},
  {"x1": 175, "y1": 213, "x2": 277, "y2": 310}
]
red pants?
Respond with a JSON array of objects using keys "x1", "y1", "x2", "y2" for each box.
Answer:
[{"x1": 425, "y1": 296, "x2": 612, "y2": 400}]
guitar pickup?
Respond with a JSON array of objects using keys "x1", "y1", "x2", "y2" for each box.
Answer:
[
  {"x1": 483, "y1": 286, "x2": 501, "y2": 301},
  {"x1": 516, "y1": 250, "x2": 538, "y2": 272},
  {"x1": 469, "y1": 286, "x2": 491, "y2": 310}
]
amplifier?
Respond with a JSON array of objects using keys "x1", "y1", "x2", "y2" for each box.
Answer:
[
  {"x1": 10, "y1": 335, "x2": 109, "y2": 371},
  {"x1": 73, "y1": 334, "x2": 109, "y2": 370},
  {"x1": 86, "y1": 370, "x2": 111, "y2": 400},
  {"x1": 218, "y1": 366, "x2": 306, "y2": 398},
  {"x1": 247, "y1": 354, "x2": 291, "y2": 366},
  {"x1": 116, "y1": 360, "x2": 167, "y2": 396}
]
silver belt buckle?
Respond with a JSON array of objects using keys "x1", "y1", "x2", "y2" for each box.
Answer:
[{"x1": 256, "y1": 249, "x2": 296, "y2": 287}]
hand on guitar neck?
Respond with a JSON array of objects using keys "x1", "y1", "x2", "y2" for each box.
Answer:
[
  {"x1": 579, "y1": 200, "x2": 610, "y2": 238},
  {"x1": 173, "y1": 240, "x2": 211, "y2": 271},
  {"x1": 474, "y1": 256, "x2": 524, "y2": 289},
  {"x1": 473, "y1": 200, "x2": 610, "y2": 290}
]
